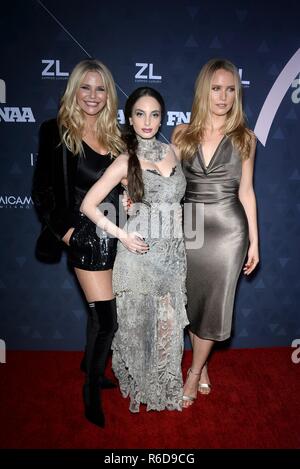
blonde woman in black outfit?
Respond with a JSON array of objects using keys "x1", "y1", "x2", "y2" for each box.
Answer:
[{"x1": 33, "y1": 59, "x2": 124, "y2": 427}]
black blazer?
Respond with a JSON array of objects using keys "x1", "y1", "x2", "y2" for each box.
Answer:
[{"x1": 32, "y1": 119, "x2": 78, "y2": 262}]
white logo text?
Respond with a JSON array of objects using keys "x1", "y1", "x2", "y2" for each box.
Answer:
[
  {"x1": 42, "y1": 60, "x2": 69, "y2": 79},
  {"x1": 135, "y1": 63, "x2": 162, "y2": 82}
]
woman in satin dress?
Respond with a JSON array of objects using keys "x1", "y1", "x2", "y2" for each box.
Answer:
[{"x1": 172, "y1": 58, "x2": 259, "y2": 407}]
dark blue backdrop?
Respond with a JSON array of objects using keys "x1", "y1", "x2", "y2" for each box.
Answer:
[{"x1": 1, "y1": 0, "x2": 300, "y2": 350}]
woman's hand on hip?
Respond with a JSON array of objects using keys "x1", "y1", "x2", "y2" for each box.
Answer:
[{"x1": 120, "y1": 231, "x2": 149, "y2": 254}]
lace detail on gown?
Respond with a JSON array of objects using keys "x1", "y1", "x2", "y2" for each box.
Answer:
[
  {"x1": 136, "y1": 135, "x2": 169, "y2": 162},
  {"x1": 112, "y1": 139, "x2": 188, "y2": 412}
]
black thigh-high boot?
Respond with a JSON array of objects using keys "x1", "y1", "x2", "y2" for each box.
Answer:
[
  {"x1": 83, "y1": 299, "x2": 118, "y2": 428},
  {"x1": 80, "y1": 311, "x2": 117, "y2": 389},
  {"x1": 80, "y1": 314, "x2": 91, "y2": 372}
]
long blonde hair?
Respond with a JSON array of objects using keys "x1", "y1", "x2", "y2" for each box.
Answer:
[
  {"x1": 57, "y1": 59, "x2": 124, "y2": 156},
  {"x1": 174, "y1": 58, "x2": 252, "y2": 160}
]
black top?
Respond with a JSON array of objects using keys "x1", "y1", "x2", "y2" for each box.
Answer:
[
  {"x1": 74, "y1": 141, "x2": 113, "y2": 208},
  {"x1": 32, "y1": 119, "x2": 122, "y2": 263}
]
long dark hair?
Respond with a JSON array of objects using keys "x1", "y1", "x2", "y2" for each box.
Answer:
[{"x1": 123, "y1": 87, "x2": 165, "y2": 202}]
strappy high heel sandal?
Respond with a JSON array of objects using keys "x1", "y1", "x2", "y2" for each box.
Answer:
[
  {"x1": 198, "y1": 363, "x2": 212, "y2": 395},
  {"x1": 182, "y1": 368, "x2": 201, "y2": 408}
]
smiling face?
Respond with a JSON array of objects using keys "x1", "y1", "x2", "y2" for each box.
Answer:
[
  {"x1": 129, "y1": 96, "x2": 162, "y2": 139},
  {"x1": 209, "y1": 68, "x2": 236, "y2": 117},
  {"x1": 76, "y1": 71, "x2": 107, "y2": 117}
]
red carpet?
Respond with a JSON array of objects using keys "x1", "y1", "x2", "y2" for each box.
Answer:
[{"x1": 0, "y1": 348, "x2": 299, "y2": 449}]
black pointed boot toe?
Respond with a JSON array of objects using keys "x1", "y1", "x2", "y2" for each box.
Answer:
[{"x1": 83, "y1": 383, "x2": 105, "y2": 428}]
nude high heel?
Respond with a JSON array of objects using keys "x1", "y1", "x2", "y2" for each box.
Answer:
[
  {"x1": 182, "y1": 368, "x2": 201, "y2": 407},
  {"x1": 198, "y1": 363, "x2": 212, "y2": 395}
]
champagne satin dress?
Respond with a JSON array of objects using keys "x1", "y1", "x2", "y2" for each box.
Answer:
[{"x1": 183, "y1": 136, "x2": 249, "y2": 341}]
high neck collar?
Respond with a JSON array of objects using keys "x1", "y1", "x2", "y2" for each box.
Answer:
[
  {"x1": 136, "y1": 134, "x2": 156, "y2": 146},
  {"x1": 136, "y1": 135, "x2": 167, "y2": 162}
]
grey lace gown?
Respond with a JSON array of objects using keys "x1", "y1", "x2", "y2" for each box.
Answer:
[
  {"x1": 112, "y1": 138, "x2": 188, "y2": 413},
  {"x1": 183, "y1": 136, "x2": 249, "y2": 341}
]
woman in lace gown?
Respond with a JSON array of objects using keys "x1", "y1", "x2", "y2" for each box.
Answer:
[{"x1": 81, "y1": 87, "x2": 188, "y2": 412}]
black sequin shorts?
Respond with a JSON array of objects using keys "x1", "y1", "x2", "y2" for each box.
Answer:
[{"x1": 68, "y1": 211, "x2": 117, "y2": 271}]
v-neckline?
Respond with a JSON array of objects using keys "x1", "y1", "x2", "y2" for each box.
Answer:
[
  {"x1": 198, "y1": 135, "x2": 227, "y2": 170},
  {"x1": 82, "y1": 140, "x2": 109, "y2": 157},
  {"x1": 143, "y1": 163, "x2": 178, "y2": 178}
]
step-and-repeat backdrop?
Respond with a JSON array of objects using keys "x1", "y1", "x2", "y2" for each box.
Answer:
[{"x1": 1, "y1": 0, "x2": 299, "y2": 350}]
